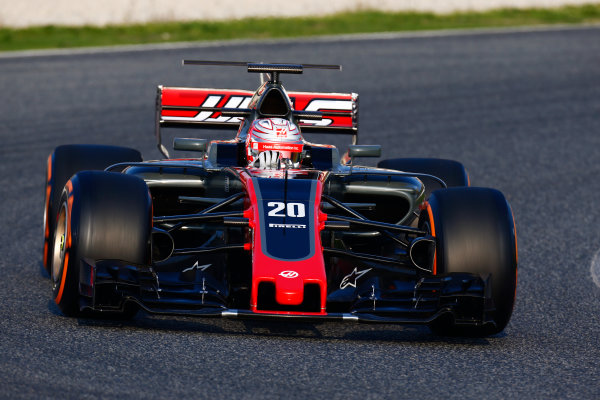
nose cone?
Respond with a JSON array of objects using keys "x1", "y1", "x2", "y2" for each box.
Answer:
[{"x1": 275, "y1": 271, "x2": 304, "y2": 305}]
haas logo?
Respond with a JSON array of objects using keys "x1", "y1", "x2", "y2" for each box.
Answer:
[
  {"x1": 275, "y1": 127, "x2": 287, "y2": 136},
  {"x1": 279, "y1": 270, "x2": 299, "y2": 279}
]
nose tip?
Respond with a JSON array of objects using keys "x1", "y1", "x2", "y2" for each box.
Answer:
[{"x1": 275, "y1": 272, "x2": 304, "y2": 305}]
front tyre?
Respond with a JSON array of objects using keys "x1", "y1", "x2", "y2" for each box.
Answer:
[
  {"x1": 51, "y1": 171, "x2": 152, "y2": 317},
  {"x1": 421, "y1": 187, "x2": 517, "y2": 336},
  {"x1": 43, "y1": 144, "x2": 142, "y2": 274}
]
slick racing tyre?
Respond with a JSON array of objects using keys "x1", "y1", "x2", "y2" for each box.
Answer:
[
  {"x1": 43, "y1": 144, "x2": 142, "y2": 274},
  {"x1": 420, "y1": 187, "x2": 517, "y2": 336},
  {"x1": 377, "y1": 158, "x2": 469, "y2": 201},
  {"x1": 51, "y1": 171, "x2": 152, "y2": 317}
]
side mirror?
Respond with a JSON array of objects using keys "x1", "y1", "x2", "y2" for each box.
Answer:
[
  {"x1": 173, "y1": 138, "x2": 208, "y2": 152},
  {"x1": 348, "y1": 144, "x2": 381, "y2": 158},
  {"x1": 348, "y1": 145, "x2": 381, "y2": 174}
]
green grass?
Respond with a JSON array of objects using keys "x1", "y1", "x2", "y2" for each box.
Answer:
[{"x1": 1, "y1": 4, "x2": 600, "y2": 52}]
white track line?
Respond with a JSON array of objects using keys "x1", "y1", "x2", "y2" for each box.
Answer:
[
  {"x1": 1, "y1": 23, "x2": 599, "y2": 59},
  {"x1": 592, "y1": 249, "x2": 600, "y2": 289}
]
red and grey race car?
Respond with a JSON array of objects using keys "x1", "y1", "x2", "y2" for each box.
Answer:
[{"x1": 42, "y1": 61, "x2": 517, "y2": 336}]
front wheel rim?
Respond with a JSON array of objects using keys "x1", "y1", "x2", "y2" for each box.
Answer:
[{"x1": 51, "y1": 203, "x2": 67, "y2": 284}]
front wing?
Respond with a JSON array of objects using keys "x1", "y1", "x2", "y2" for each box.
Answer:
[{"x1": 78, "y1": 257, "x2": 495, "y2": 329}]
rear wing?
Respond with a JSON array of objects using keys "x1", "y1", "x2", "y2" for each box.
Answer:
[{"x1": 156, "y1": 86, "x2": 358, "y2": 157}]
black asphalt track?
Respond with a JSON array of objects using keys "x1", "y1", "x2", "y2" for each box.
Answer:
[{"x1": 0, "y1": 26, "x2": 599, "y2": 399}]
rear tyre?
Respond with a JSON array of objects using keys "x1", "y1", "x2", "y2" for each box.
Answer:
[
  {"x1": 377, "y1": 158, "x2": 469, "y2": 200},
  {"x1": 421, "y1": 187, "x2": 517, "y2": 336},
  {"x1": 51, "y1": 171, "x2": 152, "y2": 317},
  {"x1": 43, "y1": 145, "x2": 142, "y2": 274}
]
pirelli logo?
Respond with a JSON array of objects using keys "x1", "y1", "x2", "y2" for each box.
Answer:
[{"x1": 268, "y1": 223, "x2": 307, "y2": 229}]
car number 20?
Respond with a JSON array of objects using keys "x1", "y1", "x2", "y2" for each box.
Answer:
[{"x1": 267, "y1": 202, "x2": 306, "y2": 218}]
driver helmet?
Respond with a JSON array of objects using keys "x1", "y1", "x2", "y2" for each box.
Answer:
[{"x1": 246, "y1": 118, "x2": 304, "y2": 168}]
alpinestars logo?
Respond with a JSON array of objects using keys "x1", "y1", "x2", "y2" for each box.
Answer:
[
  {"x1": 182, "y1": 261, "x2": 211, "y2": 273},
  {"x1": 340, "y1": 268, "x2": 372, "y2": 289}
]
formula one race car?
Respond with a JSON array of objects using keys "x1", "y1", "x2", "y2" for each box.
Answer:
[{"x1": 42, "y1": 61, "x2": 517, "y2": 336}]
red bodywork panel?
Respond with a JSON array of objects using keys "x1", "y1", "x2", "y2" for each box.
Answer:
[{"x1": 239, "y1": 170, "x2": 328, "y2": 315}]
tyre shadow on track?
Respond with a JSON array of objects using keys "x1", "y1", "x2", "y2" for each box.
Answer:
[
  {"x1": 70, "y1": 310, "x2": 496, "y2": 346},
  {"x1": 39, "y1": 262, "x2": 50, "y2": 279}
]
